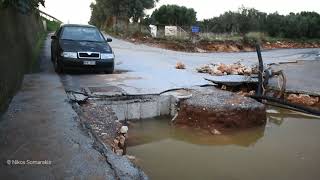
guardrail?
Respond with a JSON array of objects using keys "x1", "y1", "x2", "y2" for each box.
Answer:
[{"x1": 38, "y1": 9, "x2": 63, "y2": 24}]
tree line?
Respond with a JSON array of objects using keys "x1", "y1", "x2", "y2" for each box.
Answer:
[
  {"x1": 199, "y1": 7, "x2": 320, "y2": 39},
  {"x1": 0, "y1": 0, "x2": 45, "y2": 12},
  {"x1": 89, "y1": 1, "x2": 320, "y2": 39},
  {"x1": 89, "y1": 0, "x2": 158, "y2": 29},
  {"x1": 145, "y1": 5, "x2": 197, "y2": 26}
]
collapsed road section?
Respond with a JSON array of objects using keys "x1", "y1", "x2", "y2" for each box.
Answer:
[
  {"x1": 62, "y1": 45, "x2": 320, "y2": 179},
  {"x1": 66, "y1": 83, "x2": 269, "y2": 173}
]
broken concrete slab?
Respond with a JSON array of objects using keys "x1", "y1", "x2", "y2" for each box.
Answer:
[
  {"x1": 175, "y1": 88, "x2": 266, "y2": 132},
  {"x1": 205, "y1": 75, "x2": 258, "y2": 86},
  {"x1": 87, "y1": 86, "x2": 126, "y2": 97},
  {"x1": 97, "y1": 95, "x2": 174, "y2": 121},
  {"x1": 67, "y1": 92, "x2": 88, "y2": 103}
]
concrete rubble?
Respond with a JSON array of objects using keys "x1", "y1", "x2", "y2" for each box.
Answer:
[
  {"x1": 112, "y1": 126, "x2": 129, "y2": 156},
  {"x1": 67, "y1": 92, "x2": 88, "y2": 103},
  {"x1": 175, "y1": 62, "x2": 186, "y2": 69},
  {"x1": 287, "y1": 94, "x2": 319, "y2": 106},
  {"x1": 196, "y1": 62, "x2": 257, "y2": 76}
]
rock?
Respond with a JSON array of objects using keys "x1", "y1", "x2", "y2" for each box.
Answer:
[
  {"x1": 196, "y1": 65, "x2": 211, "y2": 73},
  {"x1": 210, "y1": 129, "x2": 221, "y2": 135},
  {"x1": 68, "y1": 93, "x2": 88, "y2": 102},
  {"x1": 175, "y1": 62, "x2": 186, "y2": 69},
  {"x1": 287, "y1": 94, "x2": 319, "y2": 106},
  {"x1": 196, "y1": 62, "x2": 256, "y2": 76},
  {"x1": 195, "y1": 47, "x2": 207, "y2": 53},
  {"x1": 243, "y1": 67, "x2": 252, "y2": 75},
  {"x1": 213, "y1": 66, "x2": 223, "y2": 75},
  {"x1": 120, "y1": 126, "x2": 129, "y2": 134},
  {"x1": 119, "y1": 135, "x2": 126, "y2": 147},
  {"x1": 113, "y1": 139, "x2": 119, "y2": 145},
  {"x1": 115, "y1": 149, "x2": 123, "y2": 156},
  {"x1": 125, "y1": 155, "x2": 136, "y2": 161}
]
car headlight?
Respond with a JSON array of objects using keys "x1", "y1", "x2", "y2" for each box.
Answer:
[
  {"x1": 101, "y1": 53, "x2": 115, "y2": 59},
  {"x1": 61, "y1": 52, "x2": 77, "y2": 58}
]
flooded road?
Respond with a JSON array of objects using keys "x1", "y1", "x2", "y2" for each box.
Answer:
[{"x1": 127, "y1": 108, "x2": 320, "y2": 180}]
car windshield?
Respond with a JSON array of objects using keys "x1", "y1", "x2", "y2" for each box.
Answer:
[{"x1": 60, "y1": 26, "x2": 105, "y2": 42}]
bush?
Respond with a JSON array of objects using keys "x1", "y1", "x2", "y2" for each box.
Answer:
[{"x1": 45, "y1": 19, "x2": 61, "y2": 32}]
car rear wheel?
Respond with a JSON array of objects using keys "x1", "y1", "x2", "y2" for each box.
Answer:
[{"x1": 54, "y1": 56, "x2": 63, "y2": 74}]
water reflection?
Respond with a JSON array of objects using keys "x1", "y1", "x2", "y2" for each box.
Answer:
[
  {"x1": 128, "y1": 119, "x2": 266, "y2": 147},
  {"x1": 127, "y1": 107, "x2": 320, "y2": 180}
]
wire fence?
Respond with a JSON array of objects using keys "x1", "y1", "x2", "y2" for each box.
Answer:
[{"x1": 107, "y1": 20, "x2": 245, "y2": 42}]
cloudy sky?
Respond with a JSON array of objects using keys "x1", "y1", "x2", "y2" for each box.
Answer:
[{"x1": 40, "y1": 0, "x2": 320, "y2": 24}]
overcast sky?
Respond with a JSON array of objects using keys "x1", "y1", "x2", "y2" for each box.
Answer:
[{"x1": 40, "y1": 0, "x2": 320, "y2": 24}]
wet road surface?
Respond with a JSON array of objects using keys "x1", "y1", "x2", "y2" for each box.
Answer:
[
  {"x1": 60, "y1": 35, "x2": 320, "y2": 95},
  {"x1": 0, "y1": 36, "x2": 117, "y2": 179}
]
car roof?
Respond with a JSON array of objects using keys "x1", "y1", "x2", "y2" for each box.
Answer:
[{"x1": 60, "y1": 24, "x2": 97, "y2": 29}]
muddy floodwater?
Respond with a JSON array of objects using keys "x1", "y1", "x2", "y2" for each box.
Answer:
[{"x1": 127, "y1": 107, "x2": 320, "y2": 180}]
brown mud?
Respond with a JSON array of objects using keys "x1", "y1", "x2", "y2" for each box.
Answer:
[{"x1": 126, "y1": 34, "x2": 320, "y2": 53}]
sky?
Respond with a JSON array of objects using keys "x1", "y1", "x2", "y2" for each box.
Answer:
[{"x1": 40, "y1": 0, "x2": 320, "y2": 24}]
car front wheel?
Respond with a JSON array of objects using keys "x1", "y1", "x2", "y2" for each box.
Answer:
[{"x1": 104, "y1": 63, "x2": 114, "y2": 74}]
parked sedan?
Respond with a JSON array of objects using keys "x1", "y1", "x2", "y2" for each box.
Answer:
[{"x1": 51, "y1": 24, "x2": 114, "y2": 73}]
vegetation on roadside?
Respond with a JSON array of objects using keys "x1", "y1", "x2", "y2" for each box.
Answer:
[
  {"x1": 89, "y1": 0, "x2": 158, "y2": 29},
  {"x1": 42, "y1": 17, "x2": 61, "y2": 31},
  {"x1": 147, "y1": 5, "x2": 197, "y2": 26},
  {"x1": 30, "y1": 31, "x2": 46, "y2": 72},
  {"x1": 89, "y1": 1, "x2": 319, "y2": 51},
  {"x1": 199, "y1": 7, "x2": 320, "y2": 39},
  {"x1": 0, "y1": 0, "x2": 44, "y2": 11},
  {"x1": 90, "y1": 1, "x2": 319, "y2": 40}
]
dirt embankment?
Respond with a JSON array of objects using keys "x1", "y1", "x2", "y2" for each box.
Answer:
[
  {"x1": 174, "y1": 90, "x2": 267, "y2": 134},
  {"x1": 126, "y1": 34, "x2": 320, "y2": 53}
]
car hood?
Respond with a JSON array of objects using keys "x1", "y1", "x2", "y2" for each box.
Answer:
[{"x1": 59, "y1": 40, "x2": 112, "y2": 53}]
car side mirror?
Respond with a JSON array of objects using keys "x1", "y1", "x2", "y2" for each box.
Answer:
[
  {"x1": 51, "y1": 35, "x2": 57, "y2": 40},
  {"x1": 106, "y1": 38, "x2": 112, "y2": 42}
]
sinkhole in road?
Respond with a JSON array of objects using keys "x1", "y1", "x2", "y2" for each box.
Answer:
[{"x1": 74, "y1": 87, "x2": 320, "y2": 179}]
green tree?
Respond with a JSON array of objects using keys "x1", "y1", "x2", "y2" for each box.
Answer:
[
  {"x1": 199, "y1": 7, "x2": 320, "y2": 39},
  {"x1": 151, "y1": 5, "x2": 197, "y2": 26},
  {"x1": 1, "y1": 0, "x2": 45, "y2": 10},
  {"x1": 265, "y1": 12, "x2": 284, "y2": 37},
  {"x1": 89, "y1": 0, "x2": 158, "y2": 28}
]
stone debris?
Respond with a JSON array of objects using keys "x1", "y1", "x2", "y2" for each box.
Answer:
[
  {"x1": 125, "y1": 155, "x2": 136, "y2": 161},
  {"x1": 120, "y1": 126, "x2": 129, "y2": 134},
  {"x1": 210, "y1": 129, "x2": 222, "y2": 135},
  {"x1": 237, "y1": 90, "x2": 256, "y2": 97},
  {"x1": 195, "y1": 47, "x2": 207, "y2": 53},
  {"x1": 67, "y1": 93, "x2": 88, "y2": 103},
  {"x1": 196, "y1": 62, "x2": 256, "y2": 76},
  {"x1": 111, "y1": 125, "x2": 129, "y2": 156},
  {"x1": 175, "y1": 62, "x2": 186, "y2": 69},
  {"x1": 287, "y1": 94, "x2": 319, "y2": 106}
]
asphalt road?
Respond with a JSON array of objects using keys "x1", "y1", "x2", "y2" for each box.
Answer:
[{"x1": 60, "y1": 35, "x2": 320, "y2": 95}]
